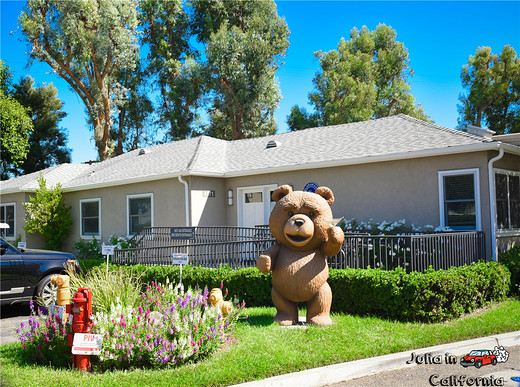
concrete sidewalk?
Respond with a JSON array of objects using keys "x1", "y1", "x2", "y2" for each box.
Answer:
[{"x1": 234, "y1": 331, "x2": 520, "y2": 387}]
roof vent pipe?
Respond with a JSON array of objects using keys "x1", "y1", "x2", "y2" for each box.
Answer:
[{"x1": 138, "y1": 148, "x2": 149, "y2": 155}]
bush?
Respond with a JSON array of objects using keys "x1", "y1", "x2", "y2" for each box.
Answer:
[
  {"x1": 329, "y1": 261, "x2": 510, "y2": 322},
  {"x1": 92, "y1": 281, "x2": 243, "y2": 370},
  {"x1": 16, "y1": 301, "x2": 72, "y2": 368},
  {"x1": 23, "y1": 174, "x2": 72, "y2": 250},
  {"x1": 500, "y1": 246, "x2": 520, "y2": 295},
  {"x1": 74, "y1": 238, "x2": 103, "y2": 260},
  {"x1": 123, "y1": 261, "x2": 510, "y2": 323}
]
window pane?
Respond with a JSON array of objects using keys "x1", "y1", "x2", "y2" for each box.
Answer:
[
  {"x1": 130, "y1": 198, "x2": 151, "y2": 215},
  {"x1": 0, "y1": 205, "x2": 15, "y2": 237},
  {"x1": 245, "y1": 192, "x2": 262, "y2": 203},
  {"x1": 82, "y1": 218, "x2": 99, "y2": 235},
  {"x1": 445, "y1": 175, "x2": 474, "y2": 200},
  {"x1": 511, "y1": 176, "x2": 520, "y2": 228},
  {"x1": 495, "y1": 174, "x2": 508, "y2": 200},
  {"x1": 496, "y1": 200, "x2": 509, "y2": 230},
  {"x1": 82, "y1": 201, "x2": 99, "y2": 217},
  {"x1": 129, "y1": 197, "x2": 152, "y2": 234},
  {"x1": 446, "y1": 202, "x2": 476, "y2": 228}
]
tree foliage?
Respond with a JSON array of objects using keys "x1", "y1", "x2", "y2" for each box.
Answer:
[
  {"x1": 19, "y1": 0, "x2": 140, "y2": 160},
  {"x1": 194, "y1": 0, "x2": 290, "y2": 140},
  {"x1": 12, "y1": 76, "x2": 71, "y2": 176},
  {"x1": 458, "y1": 45, "x2": 520, "y2": 134},
  {"x1": 140, "y1": 0, "x2": 201, "y2": 141},
  {"x1": 288, "y1": 24, "x2": 430, "y2": 130},
  {"x1": 0, "y1": 61, "x2": 33, "y2": 179},
  {"x1": 23, "y1": 174, "x2": 73, "y2": 250}
]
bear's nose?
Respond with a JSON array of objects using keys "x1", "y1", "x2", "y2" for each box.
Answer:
[{"x1": 294, "y1": 219, "x2": 304, "y2": 227}]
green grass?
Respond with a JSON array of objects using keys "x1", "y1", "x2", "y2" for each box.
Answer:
[{"x1": 1, "y1": 300, "x2": 519, "y2": 387}]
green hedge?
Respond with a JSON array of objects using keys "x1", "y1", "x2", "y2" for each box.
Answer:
[
  {"x1": 114, "y1": 261, "x2": 510, "y2": 323},
  {"x1": 500, "y1": 246, "x2": 520, "y2": 295},
  {"x1": 329, "y1": 262, "x2": 510, "y2": 322}
]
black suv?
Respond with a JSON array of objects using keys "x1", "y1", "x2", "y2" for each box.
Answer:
[{"x1": 0, "y1": 237, "x2": 81, "y2": 307}]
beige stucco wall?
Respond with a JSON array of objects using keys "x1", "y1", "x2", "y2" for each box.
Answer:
[
  {"x1": 62, "y1": 178, "x2": 187, "y2": 251},
  {"x1": 225, "y1": 151, "x2": 495, "y2": 256},
  {"x1": 188, "y1": 176, "x2": 227, "y2": 226},
  {"x1": 0, "y1": 191, "x2": 44, "y2": 248}
]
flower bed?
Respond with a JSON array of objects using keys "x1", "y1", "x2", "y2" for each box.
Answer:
[{"x1": 16, "y1": 280, "x2": 244, "y2": 370}]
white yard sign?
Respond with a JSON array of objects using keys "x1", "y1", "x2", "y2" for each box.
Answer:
[{"x1": 72, "y1": 333, "x2": 103, "y2": 355}]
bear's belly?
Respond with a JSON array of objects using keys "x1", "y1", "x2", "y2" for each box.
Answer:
[{"x1": 272, "y1": 247, "x2": 329, "y2": 302}]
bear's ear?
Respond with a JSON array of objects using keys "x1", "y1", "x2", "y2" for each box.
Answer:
[
  {"x1": 272, "y1": 185, "x2": 292, "y2": 202},
  {"x1": 315, "y1": 186, "x2": 334, "y2": 206}
]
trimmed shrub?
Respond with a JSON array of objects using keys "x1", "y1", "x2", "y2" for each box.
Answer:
[
  {"x1": 500, "y1": 246, "x2": 520, "y2": 295},
  {"x1": 119, "y1": 261, "x2": 510, "y2": 323}
]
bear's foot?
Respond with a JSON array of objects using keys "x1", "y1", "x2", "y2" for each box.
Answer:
[
  {"x1": 307, "y1": 314, "x2": 333, "y2": 326},
  {"x1": 274, "y1": 312, "x2": 298, "y2": 326}
]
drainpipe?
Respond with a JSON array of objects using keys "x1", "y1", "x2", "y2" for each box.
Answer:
[
  {"x1": 488, "y1": 147, "x2": 504, "y2": 261},
  {"x1": 178, "y1": 175, "x2": 190, "y2": 226}
]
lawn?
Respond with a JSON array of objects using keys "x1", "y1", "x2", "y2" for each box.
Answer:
[{"x1": 1, "y1": 300, "x2": 519, "y2": 387}]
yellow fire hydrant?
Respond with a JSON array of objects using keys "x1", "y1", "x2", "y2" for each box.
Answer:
[
  {"x1": 209, "y1": 288, "x2": 232, "y2": 316},
  {"x1": 50, "y1": 274, "x2": 71, "y2": 323}
]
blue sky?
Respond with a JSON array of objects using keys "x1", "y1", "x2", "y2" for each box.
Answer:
[{"x1": 1, "y1": 0, "x2": 519, "y2": 164}]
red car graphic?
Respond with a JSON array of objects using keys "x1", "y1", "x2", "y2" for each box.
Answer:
[{"x1": 460, "y1": 350, "x2": 497, "y2": 368}]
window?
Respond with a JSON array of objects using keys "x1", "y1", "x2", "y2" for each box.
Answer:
[
  {"x1": 0, "y1": 203, "x2": 15, "y2": 238},
  {"x1": 127, "y1": 194, "x2": 153, "y2": 235},
  {"x1": 438, "y1": 169, "x2": 480, "y2": 230},
  {"x1": 495, "y1": 170, "x2": 520, "y2": 230},
  {"x1": 80, "y1": 199, "x2": 101, "y2": 237}
]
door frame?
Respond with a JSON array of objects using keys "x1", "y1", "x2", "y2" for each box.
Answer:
[{"x1": 237, "y1": 184, "x2": 277, "y2": 227}]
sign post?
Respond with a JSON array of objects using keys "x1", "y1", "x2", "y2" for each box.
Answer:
[
  {"x1": 101, "y1": 244, "x2": 115, "y2": 275},
  {"x1": 172, "y1": 253, "x2": 189, "y2": 284}
]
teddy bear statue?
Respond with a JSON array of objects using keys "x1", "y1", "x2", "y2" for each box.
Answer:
[{"x1": 257, "y1": 185, "x2": 344, "y2": 326}]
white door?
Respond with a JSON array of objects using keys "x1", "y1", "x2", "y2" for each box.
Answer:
[{"x1": 238, "y1": 185, "x2": 277, "y2": 228}]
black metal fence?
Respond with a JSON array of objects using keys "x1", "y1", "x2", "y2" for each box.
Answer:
[
  {"x1": 114, "y1": 227, "x2": 486, "y2": 271},
  {"x1": 328, "y1": 232, "x2": 486, "y2": 272}
]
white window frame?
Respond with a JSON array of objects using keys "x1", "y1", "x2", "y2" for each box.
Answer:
[
  {"x1": 80, "y1": 198, "x2": 101, "y2": 238},
  {"x1": 494, "y1": 168, "x2": 520, "y2": 232},
  {"x1": 438, "y1": 168, "x2": 481, "y2": 231},
  {"x1": 0, "y1": 202, "x2": 16, "y2": 239},
  {"x1": 127, "y1": 193, "x2": 154, "y2": 236},
  {"x1": 237, "y1": 184, "x2": 277, "y2": 227}
]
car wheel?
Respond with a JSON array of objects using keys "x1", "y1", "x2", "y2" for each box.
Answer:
[
  {"x1": 492, "y1": 358, "x2": 497, "y2": 366},
  {"x1": 36, "y1": 274, "x2": 58, "y2": 307},
  {"x1": 474, "y1": 361, "x2": 482, "y2": 369}
]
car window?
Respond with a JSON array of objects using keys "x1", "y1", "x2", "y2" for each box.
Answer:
[{"x1": 0, "y1": 238, "x2": 18, "y2": 256}]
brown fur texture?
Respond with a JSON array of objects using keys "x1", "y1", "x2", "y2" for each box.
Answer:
[{"x1": 257, "y1": 185, "x2": 344, "y2": 326}]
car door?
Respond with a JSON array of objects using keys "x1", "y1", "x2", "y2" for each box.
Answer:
[{"x1": 0, "y1": 238, "x2": 27, "y2": 303}]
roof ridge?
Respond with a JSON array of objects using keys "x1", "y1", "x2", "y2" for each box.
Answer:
[
  {"x1": 397, "y1": 114, "x2": 491, "y2": 142},
  {"x1": 185, "y1": 136, "x2": 204, "y2": 172}
]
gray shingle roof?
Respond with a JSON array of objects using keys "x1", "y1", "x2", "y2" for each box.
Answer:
[{"x1": 1, "y1": 114, "x2": 508, "y2": 193}]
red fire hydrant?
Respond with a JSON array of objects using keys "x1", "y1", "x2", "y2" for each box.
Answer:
[{"x1": 66, "y1": 287, "x2": 93, "y2": 371}]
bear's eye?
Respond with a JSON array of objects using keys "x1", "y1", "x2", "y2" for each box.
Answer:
[
  {"x1": 309, "y1": 211, "x2": 315, "y2": 219},
  {"x1": 288, "y1": 211, "x2": 294, "y2": 217}
]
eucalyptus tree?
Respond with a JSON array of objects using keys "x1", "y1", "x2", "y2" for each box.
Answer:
[
  {"x1": 288, "y1": 24, "x2": 429, "y2": 130},
  {"x1": 140, "y1": 0, "x2": 203, "y2": 141},
  {"x1": 458, "y1": 45, "x2": 519, "y2": 134},
  {"x1": 19, "y1": 0, "x2": 140, "y2": 160},
  {"x1": 192, "y1": 0, "x2": 290, "y2": 140}
]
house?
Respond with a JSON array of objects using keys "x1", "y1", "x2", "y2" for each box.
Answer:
[{"x1": 1, "y1": 114, "x2": 519, "y2": 260}]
